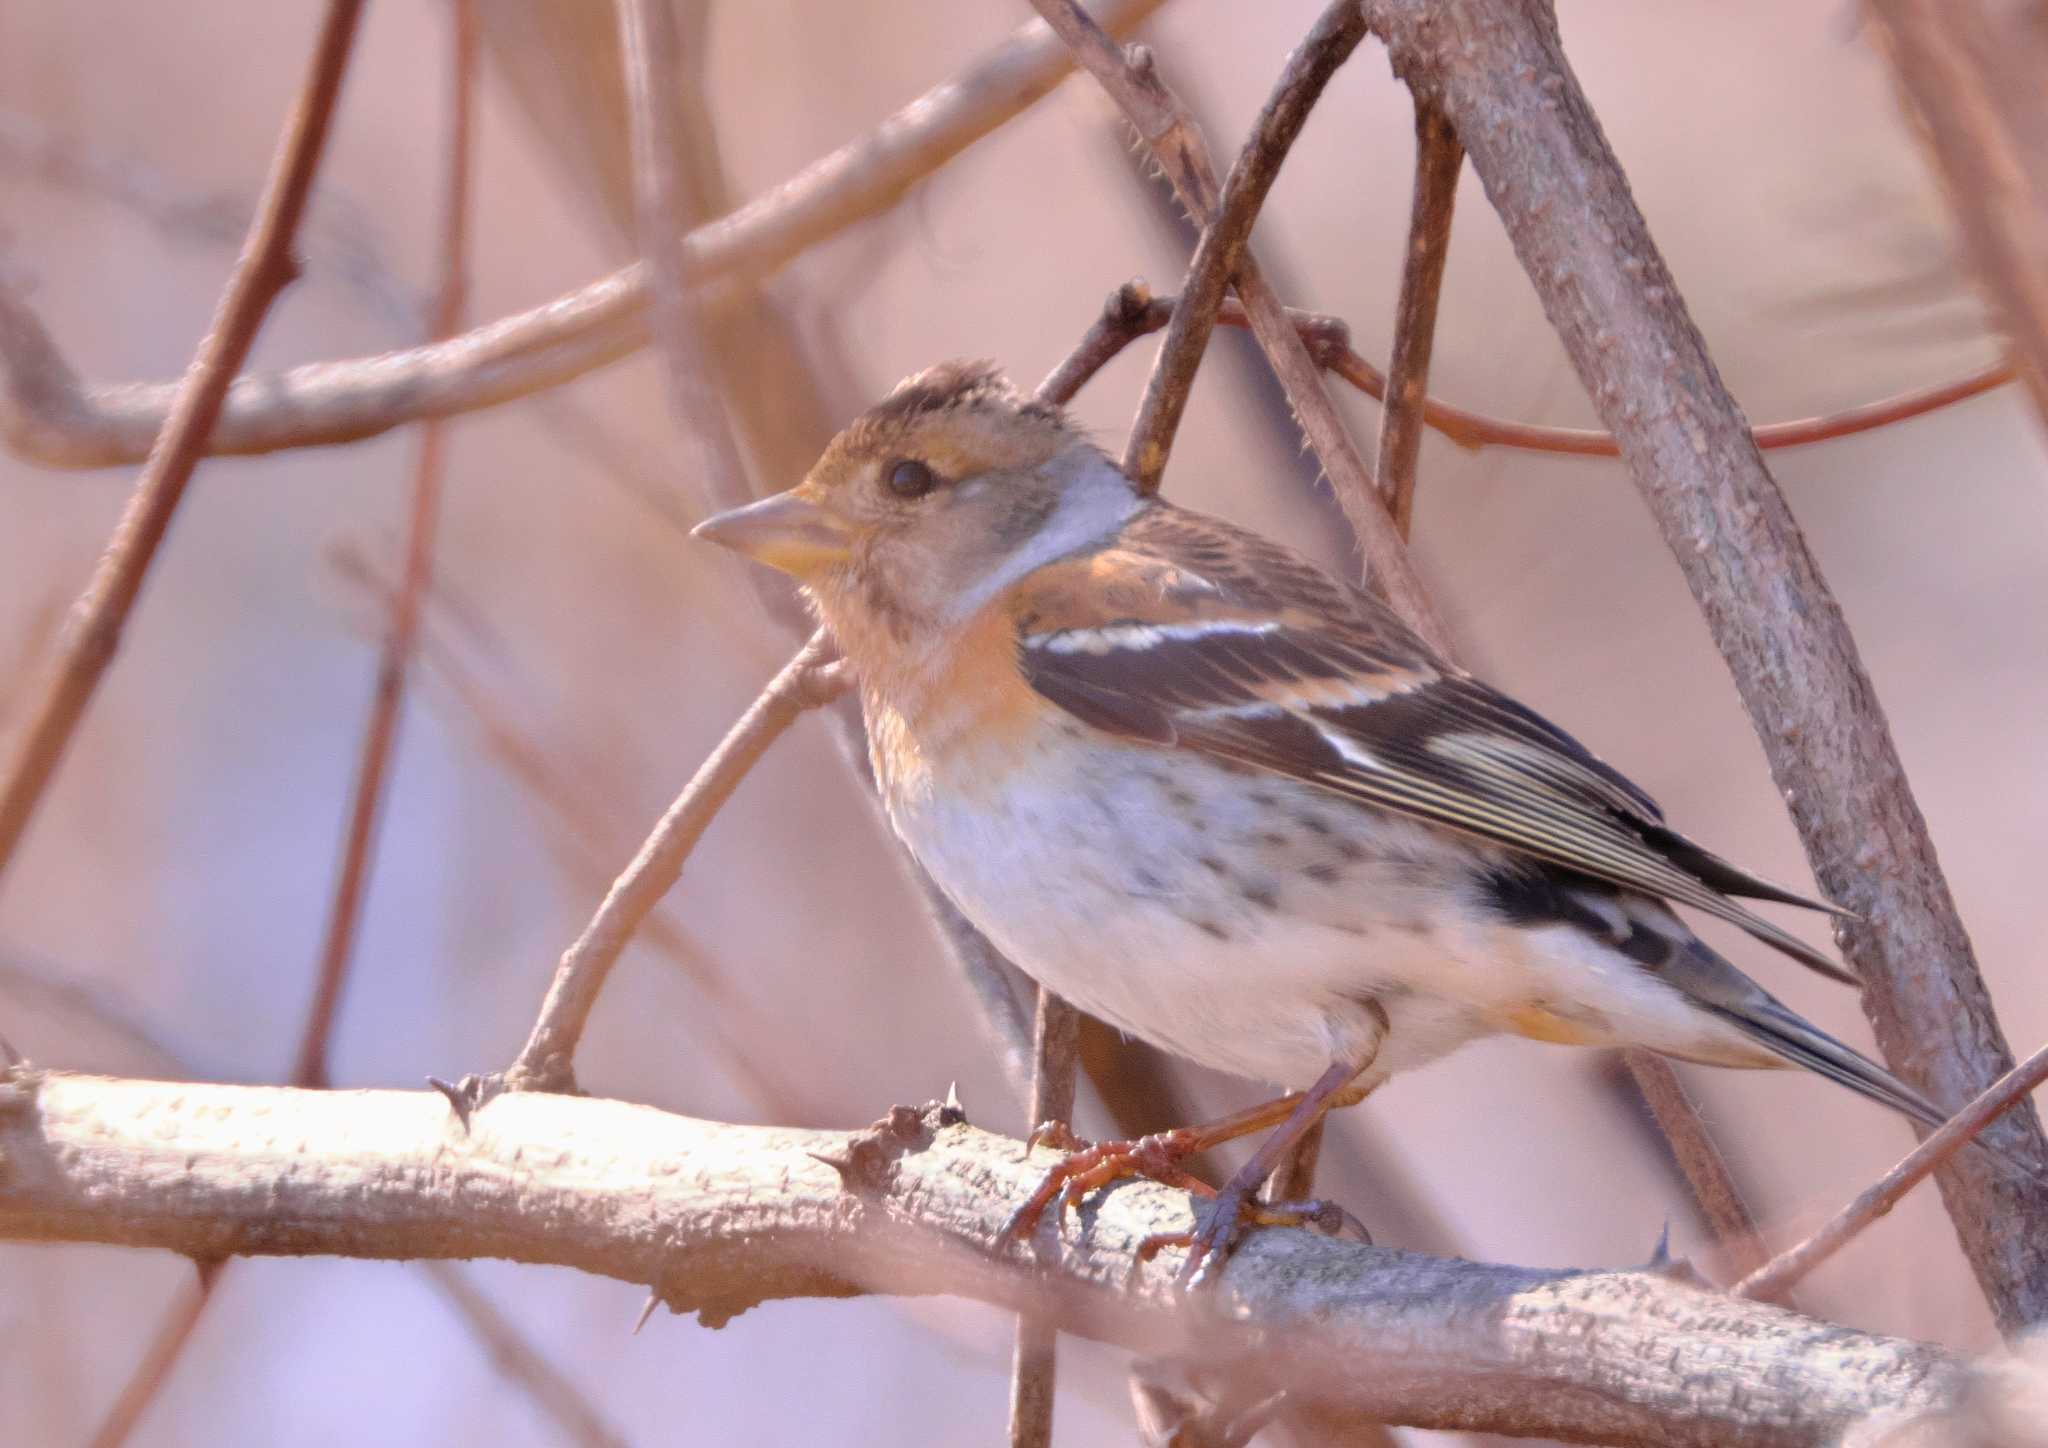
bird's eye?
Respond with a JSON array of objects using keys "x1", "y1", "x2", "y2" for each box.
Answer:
[{"x1": 884, "y1": 458, "x2": 939, "y2": 499}]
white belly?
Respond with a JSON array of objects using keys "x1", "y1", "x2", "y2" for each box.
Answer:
[{"x1": 888, "y1": 732, "x2": 1523, "y2": 1088}]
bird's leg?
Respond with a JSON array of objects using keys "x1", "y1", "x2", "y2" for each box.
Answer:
[
  {"x1": 999, "y1": 1090, "x2": 1318, "y2": 1247},
  {"x1": 1139, "y1": 1052, "x2": 1383, "y2": 1288}
]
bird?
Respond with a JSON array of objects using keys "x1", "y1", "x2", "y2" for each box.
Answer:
[{"x1": 693, "y1": 358, "x2": 1953, "y2": 1282}]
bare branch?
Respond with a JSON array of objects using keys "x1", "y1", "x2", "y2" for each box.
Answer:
[
  {"x1": 327, "y1": 543, "x2": 813, "y2": 1121},
  {"x1": 1375, "y1": 355, "x2": 2017, "y2": 458},
  {"x1": 0, "y1": 0, "x2": 366, "y2": 880},
  {"x1": 503, "y1": 632, "x2": 849, "y2": 1093},
  {"x1": 1041, "y1": 284, "x2": 2015, "y2": 460},
  {"x1": 295, "y1": 0, "x2": 477, "y2": 1091},
  {"x1": 1360, "y1": 0, "x2": 2048, "y2": 1328},
  {"x1": 422, "y1": 1262, "x2": 633, "y2": 1448},
  {"x1": 614, "y1": 0, "x2": 752, "y2": 518},
  {"x1": 1008, "y1": 988, "x2": 1080, "y2": 1448},
  {"x1": 1863, "y1": 1, "x2": 2048, "y2": 424},
  {"x1": 1026, "y1": 0, "x2": 1452, "y2": 652},
  {"x1": 4, "y1": 944, "x2": 641, "y2": 1448},
  {"x1": 1623, "y1": 1052, "x2": 1768, "y2": 1279},
  {"x1": 0, "y1": 1073, "x2": 1970, "y2": 1446},
  {"x1": 1737, "y1": 1040, "x2": 2048, "y2": 1306},
  {"x1": 612, "y1": 0, "x2": 808, "y2": 635},
  {"x1": 0, "y1": 0, "x2": 1170, "y2": 471},
  {"x1": 1121, "y1": 1, "x2": 1367, "y2": 491},
  {"x1": 1376, "y1": 100, "x2": 1461, "y2": 537},
  {"x1": 83, "y1": 1261, "x2": 222, "y2": 1448},
  {"x1": 0, "y1": 110, "x2": 420, "y2": 329}
]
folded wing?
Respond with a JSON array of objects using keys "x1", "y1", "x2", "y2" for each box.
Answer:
[{"x1": 1010, "y1": 503, "x2": 1854, "y2": 985}]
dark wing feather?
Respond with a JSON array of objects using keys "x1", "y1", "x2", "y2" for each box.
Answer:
[{"x1": 1011, "y1": 503, "x2": 1855, "y2": 986}]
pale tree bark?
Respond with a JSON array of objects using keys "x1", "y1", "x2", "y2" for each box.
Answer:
[
  {"x1": 1359, "y1": 0, "x2": 2048, "y2": 1331},
  {"x1": 0, "y1": 1071, "x2": 1975, "y2": 1448}
]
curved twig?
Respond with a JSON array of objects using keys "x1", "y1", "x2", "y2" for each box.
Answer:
[
  {"x1": 0, "y1": 0, "x2": 1170, "y2": 471},
  {"x1": 503, "y1": 631, "x2": 848, "y2": 1093}
]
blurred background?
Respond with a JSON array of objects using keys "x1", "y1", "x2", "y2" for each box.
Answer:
[{"x1": 1, "y1": 1, "x2": 2042, "y2": 1443}]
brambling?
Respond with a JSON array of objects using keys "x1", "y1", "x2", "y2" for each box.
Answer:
[{"x1": 695, "y1": 360, "x2": 1948, "y2": 1281}]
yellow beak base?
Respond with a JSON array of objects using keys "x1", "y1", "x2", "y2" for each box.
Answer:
[{"x1": 691, "y1": 491, "x2": 854, "y2": 576}]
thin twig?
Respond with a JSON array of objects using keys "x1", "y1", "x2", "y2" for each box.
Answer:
[
  {"x1": 1039, "y1": 284, "x2": 2015, "y2": 459},
  {"x1": 293, "y1": 0, "x2": 476, "y2": 1091},
  {"x1": 0, "y1": 951, "x2": 188, "y2": 1077},
  {"x1": 1008, "y1": 989, "x2": 1081, "y2": 1448},
  {"x1": 614, "y1": 0, "x2": 752, "y2": 518},
  {"x1": 82, "y1": 13, "x2": 462, "y2": 1437},
  {"x1": 613, "y1": 0, "x2": 808, "y2": 639},
  {"x1": 1121, "y1": 1, "x2": 1367, "y2": 491},
  {"x1": 1028, "y1": 0, "x2": 1451, "y2": 651},
  {"x1": 0, "y1": 109, "x2": 421, "y2": 330},
  {"x1": 1361, "y1": 0, "x2": 2048, "y2": 1329},
  {"x1": 422, "y1": 1262, "x2": 633, "y2": 1448},
  {"x1": 1862, "y1": 1, "x2": 2048, "y2": 424},
  {"x1": 0, "y1": 0, "x2": 1171, "y2": 470},
  {"x1": 1736, "y1": 1040, "x2": 2048, "y2": 1305},
  {"x1": 1623, "y1": 1052, "x2": 1768, "y2": 1278},
  {"x1": 82, "y1": 1260, "x2": 224, "y2": 1448},
  {"x1": 325, "y1": 539, "x2": 811, "y2": 1122},
  {"x1": 1376, "y1": 100, "x2": 1461, "y2": 537},
  {"x1": 0, "y1": 0, "x2": 366, "y2": 887},
  {"x1": 503, "y1": 631, "x2": 848, "y2": 1093}
]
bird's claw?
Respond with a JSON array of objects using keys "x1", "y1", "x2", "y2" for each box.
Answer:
[
  {"x1": 1137, "y1": 1192, "x2": 1369, "y2": 1288},
  {"x1": 998, "y1": 1129, "x2": 1207, "y2": 1251}
]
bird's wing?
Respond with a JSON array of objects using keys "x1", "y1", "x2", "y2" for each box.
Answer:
[{"x1": 1008, "y1": 502, "x2": 1855, "y2": 985}]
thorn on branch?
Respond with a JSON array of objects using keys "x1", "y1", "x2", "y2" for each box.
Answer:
[
  {"x1": 1646, "y1": 1220, "x2": 1673, "y2": 1269},
  {"x1": 427, "y1": 1073, "x2": 496, "y2": 1132},
  {"x1": 808, "y1": 1100, "x2": 965, "y2": 1195}
]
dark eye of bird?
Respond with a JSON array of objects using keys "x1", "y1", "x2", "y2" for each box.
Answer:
[{"x1": 884, "y1": 458, "x2": 938, "y2": 499}]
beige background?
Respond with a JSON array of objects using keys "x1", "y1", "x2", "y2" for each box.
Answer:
[{"x1": 1, "y1": 1, "x2": 2041, "y2": 1443}]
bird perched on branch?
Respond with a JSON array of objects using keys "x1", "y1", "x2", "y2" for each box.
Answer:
[{"x1": 694, "y1": 360, "x2": 1948, "y2": 1283}]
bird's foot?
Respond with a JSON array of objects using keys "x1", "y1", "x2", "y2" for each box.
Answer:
[
  {"x1": 1021, "y1": 1118, "x2": 1087, "y2": 1155},
  {"x1": 1137, "y1": 1189, "x2": 1371, "y2": 1288},
  {"x1": 999, "y1": 1127, "x2": 1213, "y2": 1247}
]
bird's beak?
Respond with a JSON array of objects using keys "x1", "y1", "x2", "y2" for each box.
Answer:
[{"x1": 691, "y1": 489, "x2": 854, "y2": 576}]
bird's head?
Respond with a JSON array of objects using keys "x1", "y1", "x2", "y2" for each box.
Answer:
[{"x1": 693, "y1": 361, "x2": 1141, "y2": 664}]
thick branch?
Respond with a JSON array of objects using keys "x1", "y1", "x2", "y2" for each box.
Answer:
[
  {"x1": 0, "y1": 0, "x2": 1167, "y2": 471},
  {"x1": 1361, "y1": 0, "x2": 2048, "y2": 1328},
  {"x1": 0, "y1": 1072, "x2": 1968, "y2": 1447}
]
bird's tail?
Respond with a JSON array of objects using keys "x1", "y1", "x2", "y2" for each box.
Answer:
[{"x1": 1698, "y1": 993, "x2": 1948, "y2": 1132}]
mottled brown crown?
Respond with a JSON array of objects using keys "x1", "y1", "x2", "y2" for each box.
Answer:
[
  {"x1": 806, "y1": 361, "x2": 1083, "y2": 495},
  {"x1": 836, "y1": 361, "x2": 1061, "y2": 448}
]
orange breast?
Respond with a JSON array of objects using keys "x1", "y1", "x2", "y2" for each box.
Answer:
[{"x1": 868, "y1": 605, "x2": 1062, "y2": 807}]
